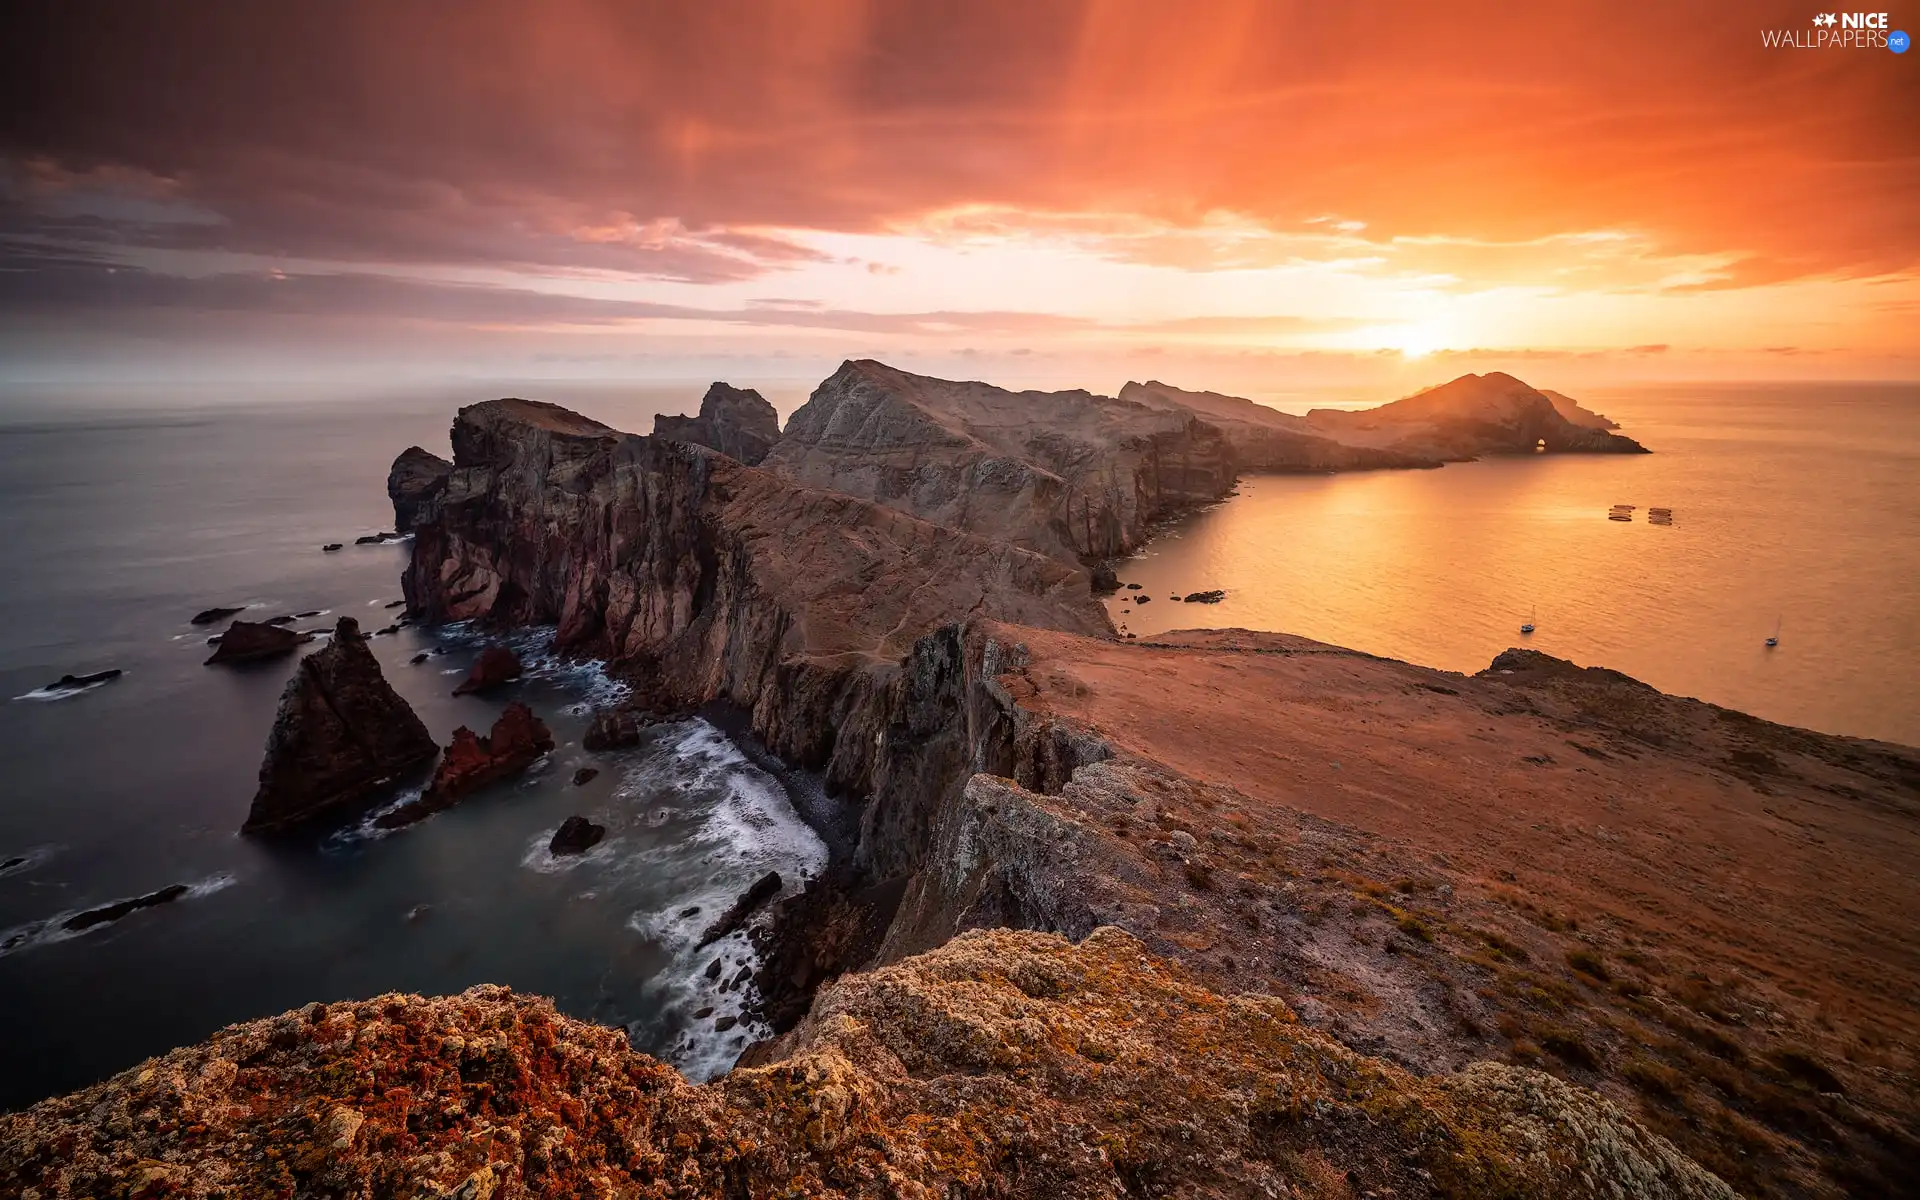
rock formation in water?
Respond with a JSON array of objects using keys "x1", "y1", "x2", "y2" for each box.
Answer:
[
  {"x1": 189, "y1": 605, "x2": 243, "y2": 626},
  {"x1": 451, "y1": 644, "x2": 523, "y2": 695},
  {"x1": 375, "y1": 701, "x2": 553, "y2": 829},
  {"x1": 1540, "y1": 388, "x2": 1621, "y2": 430},
  {"x1": 0, "y1": 928, "x2": 1739, "y2": 1200},
  {"x1": 651, "y1": 381, "x2": 781, "y2": 465},
  {"x1": 548, "y1": 814, "x2": 604, "y2": 854},
  {"x1": 243, "y1": 617, "x2": 439, "y2": 834},
  {"x1": 763, "y1": 359, "x2": 1236, "y2": 563},
  {"x1": 204, "y1": 619, "x2": 310, "y2": 665}
]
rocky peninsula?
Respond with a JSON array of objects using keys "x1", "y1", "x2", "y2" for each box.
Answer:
[{"x1": 6, "y1": 364, "x2": 1913, "y2": 1200}]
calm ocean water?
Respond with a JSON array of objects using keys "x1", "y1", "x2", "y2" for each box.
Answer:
[
  {"x1": 0, "y1": 379, "x2": 1913, "y2": 1111},
  {"x1": 1106, "y1": 383, "x2": 1920, "y2": 747}
]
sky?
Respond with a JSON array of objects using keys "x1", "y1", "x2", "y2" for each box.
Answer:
[{"x1": 2, "y1": 0, "x2": 1917, "y2": 394}]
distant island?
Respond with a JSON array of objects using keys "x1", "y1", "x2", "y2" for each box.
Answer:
[{"x1": 8, "y1": 364, "x2": 1913, "y2": 1200}]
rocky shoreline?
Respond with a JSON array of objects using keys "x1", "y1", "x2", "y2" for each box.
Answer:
[{"x1": 6, "y1": 363, "x2": 1914, "y2": 1199}]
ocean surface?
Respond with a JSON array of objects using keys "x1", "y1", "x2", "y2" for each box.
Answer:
[
  {"x1": 0, "y1": 379, "x2": 1915, "y2": 1112},
  {"x1": 1105, "y1": 383, "x2": 1920, "y2": 747}
]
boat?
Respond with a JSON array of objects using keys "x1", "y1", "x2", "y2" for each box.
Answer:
[
  {"x1": 1521, "y1": 605, "x2": 1536, "y2": 635},
  {"x1": 1765, "y1": 615, "x2": 1781, "y2": 648}
]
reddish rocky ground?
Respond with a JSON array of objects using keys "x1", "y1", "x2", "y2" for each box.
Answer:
[
  {"x1": 944, "y1": 624, "x2": 1920, "y2": 1197},
  {"x1": 0, "y1": 929, "x2": 1736, "y2": 1200}
]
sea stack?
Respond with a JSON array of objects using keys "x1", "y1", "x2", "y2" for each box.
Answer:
[{"x1": 243, "y1": 617, "x2": 438, "y2": 833}]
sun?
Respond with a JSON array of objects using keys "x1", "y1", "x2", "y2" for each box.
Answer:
[{"x1": 1386, "y1": 324, "x2": 1451, "y2": 358}]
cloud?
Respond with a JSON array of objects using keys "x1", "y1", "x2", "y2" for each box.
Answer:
[{"x1": 2, "y1": 0, "x2": 1913, "y2": 288}]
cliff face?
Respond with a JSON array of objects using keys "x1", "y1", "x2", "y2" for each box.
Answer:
[
  {"x1": 393, "y1": 396, "x2": 1108, "y2": 801},
  {"x1": 651, "y1": 381, "x2": 781, "y2": 465},
  {"x1": 0, "y1": 928, "x2": 1737, "y2": 1200},
  {"x1": 763, "y1": 360, "x2": 1235, "y2": 563}
]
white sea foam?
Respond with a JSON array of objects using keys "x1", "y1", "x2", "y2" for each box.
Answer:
[
  {"x1": 614, "y1": 719, "x2": 829, "y2": 1082},
  {"x1": 0, "y1": 871, "x2": 238, "y2": 958}
]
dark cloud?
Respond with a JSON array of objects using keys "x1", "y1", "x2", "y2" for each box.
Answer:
[{"x1": 2, "y1": 0, "x2": 1914, "y2": 285}]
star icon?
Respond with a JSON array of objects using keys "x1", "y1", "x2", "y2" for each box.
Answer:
[{"x1": 1815, "y1": 12, "x2": 1838, "y2": 26}]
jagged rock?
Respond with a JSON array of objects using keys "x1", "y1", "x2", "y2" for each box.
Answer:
[
  {"x1": 0, "y1": 930, "x2": 1740, "y2": 1200},
  {"x1": 243, "y1": 617, "x2": 438, "y2": 834},
  {"x1": 1183, "y1": 589, "x2": 1225, "y2": 603},
  {"x1": 1090, "y1": 562, "x2": 1119, "y2": 593},
  {"x1": 571, "y1": 767, "x2": 599, "y2": 786},
  {"x1": 375, "y1": 703, "x2": 553, "y2": 829},
  {"x1": 263, "y1": 614, "x2": 296, "y2": 626},
  {"x1": 353, "y1": 534, "x2": 383, "y2": 545},
  {"x1": 763, "y1": 359, "x2": 1236, "y2": 563},
  {"x1": 696, "y1": 870, "x2": 783, "y2": 948},
  {"x1": 205, "y1": 620, "x2": 310, "y2": 666},
  {"x1": 1133, "y1": 594, "x2": 1150, "y2": 604},
  {"x1": 409, "y1": 652, "x2": 430, "y2": 665},
  {"x1": 189, "y1": 606, "x2": 243, "y2": 625},
  {"x1": 61, "y1": 883, "x2": 191, "y2": 932},
  {"x1": 452, "y1": 646, "x2": 522, "y2": 696},
  {"x1": 548, "y1": 815, "x2": 605, "y2": 855},
  {"x1": 582, "y1": 709, "x2": 650, "y2": 750},
  {"x1": 322, "y1": 543, "x2": 343, "y2": 552},
  {"x1": 387, "y1": 445, "x2": 453, "y2": 531},
  {"x1": 39, "y1": 669, "x2": 122, "y2": 693},
  {"x1": 651, "y1": 382, "x2": 781, "y2": 465}
]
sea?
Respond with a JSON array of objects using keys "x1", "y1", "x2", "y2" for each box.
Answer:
[{"x1": 0, "y1": 379, "x2": 1915, "y2": 1112}]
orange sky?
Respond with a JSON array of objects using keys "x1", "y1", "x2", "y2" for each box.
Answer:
[{"x1": 2, "y1": 0, "x2": 1916, "y2": 384}]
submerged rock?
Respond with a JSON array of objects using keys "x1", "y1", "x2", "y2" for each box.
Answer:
[
  {"x1": 571, "y1": 766, "x2": 599, "y2": 786},
  {"x1": 696, "y1": 870, "x2": 783, "y2": 948},
  {"x1": 548, "y1": 815, "x2": 606, "y2": 855},
  {"x1": 61, "y1": 883, "x2": 191, "y2": 933},
  {"x1": 452, "y1": 645, "x2": 523, "y2": 696},
  {"x1": 38, "y1": 669, "x2": 122, "y2": 693},
  {"x1": 322, "y1": 543, "x2": 343, "y2": 552},
  {"x1": 243, "y1": 617, "x2": 438, "y2": 834},
  {"x1": 1183, "y1": 589, "x2": 1226, "y2": 604},
  {"x1": 189, "y1": 606, "x2": 243, "y2": 626},
  {"x1": 205, "y1": 620, "x2": 310, "y2": 666},
  {"x1": 375, "y1": 702, "x2": 553, "y2": 829}
]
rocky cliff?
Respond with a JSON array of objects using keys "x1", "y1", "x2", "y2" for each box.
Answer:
[
  {"x1": 0, "y1": 928, "x2": 1737, "y2": 1200},
  {"x1": 652, "y1": 381, "x2": 781, "y2": 466},
  {"x1": 763, "y1": 359, "x2": 1235, "y2": 563},
  {"x1": 392, "y1": 395, "x2": 1108, "y2": 802}
]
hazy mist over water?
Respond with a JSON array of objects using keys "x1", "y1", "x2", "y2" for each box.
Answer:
[
  {"x1": 0, "y1": 377, "x2": 1913, "y2": 1113},
  {"x1": 1106, "y1": 383, "x2": 1920, "y2": 746}
]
